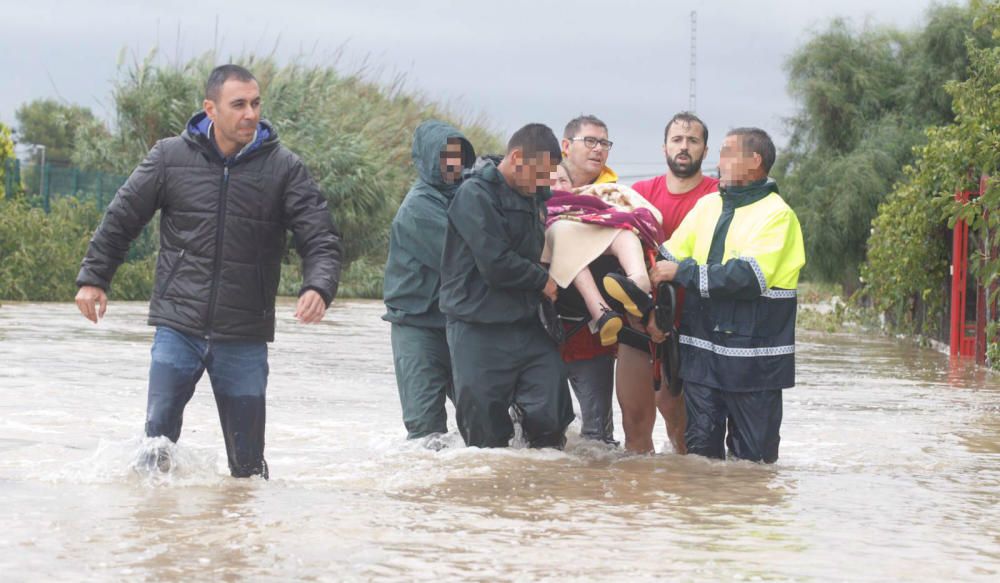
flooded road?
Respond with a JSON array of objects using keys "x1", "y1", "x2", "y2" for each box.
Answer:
[{"x1": 1, "y1": 299, "x2": 998, "y2": 581}]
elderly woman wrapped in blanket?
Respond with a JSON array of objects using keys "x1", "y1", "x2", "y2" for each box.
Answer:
[{"x1": 542, "y1": 164, "x2": 664, "y2": 346}]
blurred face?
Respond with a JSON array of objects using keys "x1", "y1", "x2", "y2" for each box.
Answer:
[
  {"x1": 204, "y1": 78, "x2": 261, "y2": 151},
  {"x1": 439, "y1": 139, "x2": 465, "y2": 184},
  {"x1": 718, "y1": 134, "x2": 762, "y2": 188},
  {"x1": 511, "y1": 149, "x2": 558, "y2": 195},
  {"x1": 663, "y1": 120, "x2": 707, "y2": 178},
  {"x1": 550, "y1": 165, "x2": 573, "y2": 191},
  {"x1": 560, "y1": 123, "x2": 609, "y2": 183}
]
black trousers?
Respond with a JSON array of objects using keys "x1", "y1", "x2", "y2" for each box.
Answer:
[
  {"x1": 684, "y1": 381, "x2": 782, "y2": 463},
  {"x1": 447, "y1": 319, "x2": 574, "y2": 448},
  {"x1": 566, "y1": 355, "x2": 616, "y2": 443}
]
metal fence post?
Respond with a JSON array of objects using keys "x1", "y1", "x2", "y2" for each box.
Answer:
[{"x1": 43, "y1": 163, "x2": 51, "y2": 213}]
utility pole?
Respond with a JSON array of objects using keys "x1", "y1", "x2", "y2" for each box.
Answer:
[{"x1": 689, "y1": 10, "x2": 697, "y2": 113}]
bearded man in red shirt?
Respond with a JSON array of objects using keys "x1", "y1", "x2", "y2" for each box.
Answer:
[{"x1": 617, "y1": 112, "x2": 718, "y2": 453}]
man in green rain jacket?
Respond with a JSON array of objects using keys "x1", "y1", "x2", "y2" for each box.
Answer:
[
  {"x1": 383, "y1": 120, "x2": 475, "y2": 441},
  {"x1": 439, "y1": 123, "x2": 575, "y2": 448},
  {"x1": 650, "y1": 127, "x2": 805, "y2": 463}
]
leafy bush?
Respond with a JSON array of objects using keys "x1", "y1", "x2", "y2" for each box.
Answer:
[
  {"x1": 859, "y1": 169, "x2": 949, "y2": 337},
  {"x1": 0, "y1": 197, "x2": 153, "y2": 301},
  {"x1": 0, "y1": 123, "x2": 14, "y2": 198},
  {"x1": 776, "y1": 3, "x2": 995, "y2": 293},
  {"x1": 73, "y1": 49, "x2": 503, "y2": 268},
  {"x1": 278, "y1": 250, "x2": 383, "y2": 300},
  {"x1": 859, "y1": 0, "x2": 999, "y2": 346},
  {"x1": 3, "y1": 49, "x2": 502, "y2": 302}
]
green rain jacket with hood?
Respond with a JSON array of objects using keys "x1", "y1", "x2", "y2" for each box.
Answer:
[{"x1": 383, "y1": 120, "x2": 475, "y2": 328}]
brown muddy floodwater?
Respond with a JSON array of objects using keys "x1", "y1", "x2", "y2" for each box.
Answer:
[{"x1": 1, "y1": 300, "x2": 998, "y2": 581}]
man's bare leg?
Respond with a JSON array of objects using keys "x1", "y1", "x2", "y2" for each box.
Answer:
[
  {"x1": 656, "y1": 385, "x2": 687, "y2": 454},
  {"x1": 615, "y1": 344, "x2": 656, "y2": 453}
]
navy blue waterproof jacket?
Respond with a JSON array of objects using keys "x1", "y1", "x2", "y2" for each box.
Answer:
[{"x1": 76, "y1": 112, "x2": 343, "y2": 342}]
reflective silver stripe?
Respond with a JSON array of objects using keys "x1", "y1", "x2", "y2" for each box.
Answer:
[
  {"x1": 739, "y1": 256, "x2": 767, "y2": 294},
  {"x1": 679, "y1": 335, "x2": 795, "y2": 357},
  {"x1": 658, "y1": 244, "x2": 678, "y2": 263},
  {"x1": 698, "y1": 265, "x2": 709, "y2": 298},
  {"x1": 761, "y1": 288, "x2": 797, "y2": 299}
]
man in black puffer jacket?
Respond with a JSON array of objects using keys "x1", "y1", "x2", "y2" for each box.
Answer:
[{"x1": 74, "y1": 65, "x2": 342, "y2": 478}]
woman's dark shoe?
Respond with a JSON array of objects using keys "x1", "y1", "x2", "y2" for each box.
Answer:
[
  {"x1": 591, "y1": 307, "x2": 623, "y2": 347},
  {"x1": 603, "y1": 273, "x2": 653, "y2": 319}
]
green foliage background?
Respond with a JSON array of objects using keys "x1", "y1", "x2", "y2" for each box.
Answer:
[
  {"x1": 775, "y1": 2, "x2": 995, "y2": 294},
  {"x1": 0, "y1": 122, "x2": 14, "y2": 198},
  {"x1": 861, "y1": 0, "x2": 999, "y2": 343},
  {"x1": 4, "y1": 50, "x2": 503, "y2": 301},
  {"x1": 0, "y1": 197, "x2": 155, "y2": 300},
  {"x1": 15, "y1": 100, "x2": 98, "y2": 164}
]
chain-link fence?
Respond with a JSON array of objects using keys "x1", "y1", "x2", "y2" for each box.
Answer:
[{"x1": 3, "y1": 159, "x2": 127, "y2": 212}]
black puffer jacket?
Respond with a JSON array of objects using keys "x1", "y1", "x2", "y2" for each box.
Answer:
[{"x1": 76, "y1": 112, "x2": 342, "y2": 342}]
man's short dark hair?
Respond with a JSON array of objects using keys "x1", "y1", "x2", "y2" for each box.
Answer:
[
  {"x1": 507, "y1": 123, "x2": 562, "y2": 162},
  {"x1": 205, "y1": 64, "x2": 257, "y2": 101},
  {"x1": 563, "y1": 115, "x2": 608, "y2": 140},
  {"x1": 664, "y1": 111, "x2": 708, "y2": 144},
  {"x1": 727, "y1": 127, "x2": 776, "y2": 174}
]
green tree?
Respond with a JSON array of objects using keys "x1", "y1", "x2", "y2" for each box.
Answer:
[
  {"x1": 75, "y1": 50, "x2": 503, "y2": 269},
  {"x1": 784, "y1": 19, "x2": 907, "y2": 156},
  {"x1": 777, "y1": 3, "x2": 993, "y2": 293},
  {"x1": 861, "y1": 0, "x2": 1000, "y2": 342},
  {"x1": 0, "y1": 122, "x2": 14, "y2": 198},
  {"x1": 903, "y1": 3, "x2": 995, "y2": 124},
  {"x1": 14, "y1": 99, "x2": 97, "y2": 164}
]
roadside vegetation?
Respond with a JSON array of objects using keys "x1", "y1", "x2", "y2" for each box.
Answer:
[{"x1": 1, "y1": 50, "x2": 503, "y2": 301}]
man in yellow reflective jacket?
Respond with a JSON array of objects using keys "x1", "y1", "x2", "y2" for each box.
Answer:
[{"x1": 649, "y1": 127, "x2": 805, "y2": 463}]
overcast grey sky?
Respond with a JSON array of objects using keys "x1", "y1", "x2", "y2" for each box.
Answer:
[{"x1": 4, "y1": 0, "x2": 949, "y2": 179}]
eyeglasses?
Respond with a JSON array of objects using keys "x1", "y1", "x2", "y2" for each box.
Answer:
[{"x1": 570, "y1": 136, "x2": 614, "y2": 151}]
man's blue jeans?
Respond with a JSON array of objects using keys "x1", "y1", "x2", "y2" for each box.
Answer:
[{"x1": 145, "y1": 326, "x2": 269, "y2": 478}]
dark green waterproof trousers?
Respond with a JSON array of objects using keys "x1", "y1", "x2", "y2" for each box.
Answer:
[
  {"x1": 390, "y1": 324, "x2": 454, "y2": 439},
  {"x1": 446, "y1": 319, "x2": 574, "y2": 448}
]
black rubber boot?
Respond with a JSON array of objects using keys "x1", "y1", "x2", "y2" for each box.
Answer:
[{"x1": 603, "y1": 273, "x2": 653, "y2": 319}]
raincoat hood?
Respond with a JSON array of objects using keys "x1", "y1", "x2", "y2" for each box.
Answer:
[{"x1": 412, "y1": 120, "x2": 475, "y2": 195}]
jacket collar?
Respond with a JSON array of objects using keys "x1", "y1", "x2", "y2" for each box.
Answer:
[{"x1": 719, "y1": 178, "x2": 777, "y2": 210}]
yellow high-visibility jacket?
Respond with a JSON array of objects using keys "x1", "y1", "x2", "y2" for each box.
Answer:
[
  {"x1": 660, "y1": 179, "x2": 805, "y2": 391},
  {"x1": 594, "y1": 165, "x2": 618, "y2": 185}
]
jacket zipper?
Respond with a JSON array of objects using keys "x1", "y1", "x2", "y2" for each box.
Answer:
[
  {"x1": 204, "y1": 164, "x2": 230, "y2": 338},
  {"x1": 159, "y1": 249, "x2": 186, "y2": 297}
]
